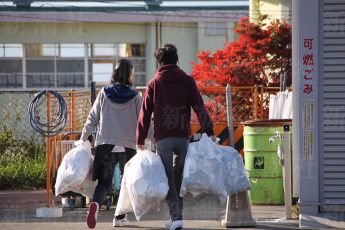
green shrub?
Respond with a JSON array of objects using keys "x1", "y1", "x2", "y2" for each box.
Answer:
[
  {"x1": 0, "y1": 151, "x2": 46, "y2": 190},
  {"x1": 0, "y1": 125, "x2": 15, "y2": 154},
  {"x1": 0, "y1": 104, "x2": 47, "y2": 190},
  {"x1": 0, "y1": 138, "x2": 46, "y2": 190}
]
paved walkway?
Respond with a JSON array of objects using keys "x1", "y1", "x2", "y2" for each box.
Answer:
[{"x1": 0, "y1": 190, "x2": 301, "y2": 230}]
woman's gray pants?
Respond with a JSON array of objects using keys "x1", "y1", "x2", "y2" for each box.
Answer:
[{"x1": 156, "y1": 137, "x2": 189, "y2": 221}]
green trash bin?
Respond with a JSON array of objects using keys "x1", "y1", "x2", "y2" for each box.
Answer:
[{"x1": 243, "y1": 119, "x2": 292, "y2": 205}]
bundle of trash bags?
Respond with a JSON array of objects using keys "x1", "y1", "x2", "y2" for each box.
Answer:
[
  {"x1": 115, "y1": 150, "x2": 169, "y2": 220},
  {"x1": 180, "y1": 134, "x2": 251, "y2": 203},
  {"x1": 55, "y1": 141, "x2": 96, "y2": 198}
]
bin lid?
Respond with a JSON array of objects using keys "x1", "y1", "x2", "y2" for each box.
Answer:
[{"x1": 242, "y1": 119, "x2": 292, "y2": 126}]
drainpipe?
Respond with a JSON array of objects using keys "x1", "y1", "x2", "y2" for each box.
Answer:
[{"x1": 155, "y1": 21, "x2": 162, "y2": 69}]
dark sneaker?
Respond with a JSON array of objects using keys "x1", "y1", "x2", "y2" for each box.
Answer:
[{"x1": 86, "y1": 202, "x2": 99, "y2": 229}]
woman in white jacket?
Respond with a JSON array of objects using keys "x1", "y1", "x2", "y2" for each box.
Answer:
[{"x1": 81, "y1": 59, "x2": 142, "y2": 229}]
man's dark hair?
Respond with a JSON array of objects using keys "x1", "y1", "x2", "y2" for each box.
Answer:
[
  {"x1": 111, "y1": 59, "x2": 133, "y2": 86},
  {"x1": 154, "y1": 43, "x2": 179, "y2": 66}
]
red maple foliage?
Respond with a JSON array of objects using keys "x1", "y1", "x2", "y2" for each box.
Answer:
[
  {"x1": 192, "y1": 15, "x2": 292, "y2": 87},
  {"x1": 191, "y1": 16, "x2": 291, "y2": 123}
]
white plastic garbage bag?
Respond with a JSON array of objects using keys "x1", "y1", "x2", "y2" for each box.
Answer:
[
  {"x1": 269, "y1": 94, "x2": 278, "y2": 119},
  {"x1": 115, "y1": 150, "x2": 168, "y2": 221},
  {"x1": 269, "y1": 91, "x2": 293, "y2": 119},
  {"x1": 276, "y1": 92, "x2": 287, "y2": 119},
  {"x1": 180, "y1": 134, "x2": 227, "y2": 203},
  {"x1": 55, "y1": 141, "x2": 96, "y2": 198},
  {"x1": 219, "y1": 145, "x2": 251, "y2": 194},
  {"x1": 282, "y1": 91, "x2": 293, "y2": 119}
]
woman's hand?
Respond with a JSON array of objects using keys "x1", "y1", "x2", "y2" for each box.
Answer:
[
  {"x1": 74, "y1": 139, "x2": 84, "y2": 147},
  {"x1": 136, "y1": 144, "x2": 145, "y2": 151},
  {"x1": 210, "y1": 135, "x2": 217, "y2": 142}
]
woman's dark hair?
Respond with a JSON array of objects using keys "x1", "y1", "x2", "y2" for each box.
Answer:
[
  {"x1": 154, "y1": 43, "x2": 179, "y2": 66},
  {"x1": 111, "y1": 59, "x2": 134, "y2": 86}
]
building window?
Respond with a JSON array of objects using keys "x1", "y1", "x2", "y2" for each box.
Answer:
[
  {"x1": 0, "y1": 44, "x2": 23, "y2": 57},
  {"x1": 89, "y1": 43, "x2": 146, "y2": 86},
  {"x1": 129, "y1": 44, "x2": 146, "y2": 57},
  {"x1": 26, "y1": 44, "x2": 56, "y2": 88},
  {"x1": 0, "y1": 43, "x2": 146, "y2": 89},
  {"x1": 56, "y1": 59, "x2": 84, "y2": 87},
  {"x1": 0, "y1": 44, "x2": 23, "y2": 88},
  {"x1": 57, "y1": 44, "x2": 84, "y2": 87},
  {"x1": 91, "y1": 44, "x2": 117, "y2": 57},
  {"x1": 132, "y1": 58, "x2": 146, "y2": 86},
  {"x1": 91, "y1": 63, "x2": 113, "y2": 83},
  {"x1": 25, "y1": 43, "x2": 85, "y2": 88},
  {"x1": 60, "y1": 44, "x2": 85, "y2": 57},
  {"x1": 26, "y1": 59, "x2": 55, "y2": 88},
  {"x1": 26, "y1": 44, "x2": 57, "y2": 57},
  {"x1": 0, "y1": 60, "x2": 23, "y2": 88}
]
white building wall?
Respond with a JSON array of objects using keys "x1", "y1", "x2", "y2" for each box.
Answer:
[
  {"x1": 145, "y1": 23, "x2": 157, "y2": 82},
  {"x1": 259, "y1": 0, "x2": 292, "y2": 21},
  {"x1": 153, "y1": 21, "x2": 237, "y2": 78},
  {"x1": 0, "y1": 22, "x2": 147, "y2": 43},
  {"x1": 197, "y1": 22, "x2": 235, "y2": 54},
  {"x1": 249, "y1": 0, "x2": 292, "y2": 23},
  {"x1": 161, "y1": 22, "x2": 198, "y2": 75}
]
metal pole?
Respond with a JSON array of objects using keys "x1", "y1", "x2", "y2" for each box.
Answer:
[
  {"x1": 155, "y1": 21, "x2": 162, "y2": 69},
  {"x1": 260, "y1": 85, "x2": 264, "y2": 119},
  {"x1": 222, "y1": 84, "x2": 256, "y2": 227},
  {"x1": 253, "y1": 85, "x2": 258, "y2": 119},
  {"x1": 84, "y1": 43, "x2": 89, "y2": 89},
  {"x1": 91, "y1": 81, "x2": 96, "y2": 106},
  {"x1": 283, "y1": 124, "x2": 292, "y2": 219},
  {"x1": 71, "y1": 90, "x2": 75, "y2": 131},
  {"x1": 280, "y1": 72, "x2": 287, "y2": 92},
  {"x1": 226, "y1": 84, "x2": 234, "y2": 147}
]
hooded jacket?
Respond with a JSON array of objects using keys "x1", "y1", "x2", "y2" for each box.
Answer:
[
  {"x1": 136, "y1": 64, "x2": 214, "y2": 145},
  {"x1": 81, "y1": 84, "x2": 141, "y2": 149}
]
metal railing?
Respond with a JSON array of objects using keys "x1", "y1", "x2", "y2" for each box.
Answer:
[{"x1": 196, "y1": 85, "x2": 285, "y2": 123}]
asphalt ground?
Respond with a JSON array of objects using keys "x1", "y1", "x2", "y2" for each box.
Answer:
[{"x1": 0, "y1": 190, "x2": 310, "y2": 230}]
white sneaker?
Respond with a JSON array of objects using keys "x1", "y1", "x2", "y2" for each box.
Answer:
[
  {"x1": 113, "y1": 216, "x2": 130, "y2": 227},
  {"x1": 165, "y1": 219, "x2": 172, "y2": 228},
  {"x1": 169, "y1": 220, "x2": 183, "y2": 230},
  {"x1": 86, "y1": 202, "x2": 99, "y2": 229}
]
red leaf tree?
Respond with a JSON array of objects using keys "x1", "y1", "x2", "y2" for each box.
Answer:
[
  {"x1": 191, "y1": 16, "x2": 292, "y2": 123},
  {"x1": 192, "y1": 15, "x2": 292, "y2": 87}
]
